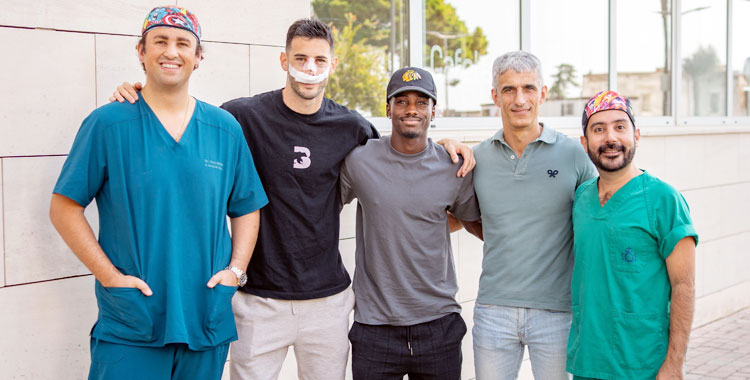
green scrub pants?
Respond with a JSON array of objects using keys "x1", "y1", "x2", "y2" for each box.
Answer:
[{"x1": 88, "y1": 338, "x2": 229, "y2": 380}]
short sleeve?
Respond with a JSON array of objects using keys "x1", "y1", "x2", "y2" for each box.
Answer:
[
  {"x1": 339, "y1": 155, "x2": 356, "y2": 208},
  {"x1": 654, "y1": 188, "x2": 699, "y2": 259},
  {"x1": 227, "y1": 131, "x2": 268, "y2": 217},
  {"x1": 450, "y1": 170, "x2": 481, "y2": 222},
  {"x1": 574, "y1": 143, "x2": 598, "y2": 188},
  {"x1": 356, "y1": 115, "x2": 380, "y2": 145},
  {"x1": 53, "y1": 112, "x2": 108, "y2": 208}
]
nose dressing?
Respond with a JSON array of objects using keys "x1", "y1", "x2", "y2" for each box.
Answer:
[
  {"x1": 289, "y1": 57, "x2": 330, "y2": 84},
  {"x1": 303, "y1": 57, "x2": 316, "y2": 72}
]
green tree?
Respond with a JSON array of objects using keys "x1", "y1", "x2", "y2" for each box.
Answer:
[
  {"x1": 548, "y1": 63, "x2": 579, "y2": 100},
  {"x1": 312, "y1": 0, "x2": 393, "y2": 47},
  {"x1": 425, "y1": 0, "x2": 488, "y2": 69},
  {"x1": 312, "y1": 0, "x2": 489, "y2": 113},
  {"x1": 326, "y1": 13, "x2": 388, "y2": 116}
]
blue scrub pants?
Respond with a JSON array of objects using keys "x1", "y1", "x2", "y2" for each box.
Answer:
[{"x1": 89, "y1": 338, "x2": 229, "y2": 380}]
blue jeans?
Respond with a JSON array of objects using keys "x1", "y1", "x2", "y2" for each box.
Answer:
[{"x1": 473, "y1": 304, "x2": 571, "y2": 380}]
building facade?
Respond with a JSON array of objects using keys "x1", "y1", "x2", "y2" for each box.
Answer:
[{"x1": 1, "y1": 1, "x2": 748, "y2": 379}]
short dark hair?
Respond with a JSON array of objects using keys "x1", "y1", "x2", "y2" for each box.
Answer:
[
  {"x1": 285, "y1": 18, "x2": 334, "y2": 52},
  {"x1": 136, "y1": 34, "x2": 203, "y2": 73}
]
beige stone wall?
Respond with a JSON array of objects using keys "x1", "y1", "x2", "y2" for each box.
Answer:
[{"x1": 0, "y1": 1, "x2": 307, "y2": 378}]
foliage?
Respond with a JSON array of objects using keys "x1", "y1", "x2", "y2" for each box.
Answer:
[
  {"x1": 312, "y1": 0, "x2": 393, "y2": 48},
  {"x1": 682, "y1": 45, "x2": 719, "y2": 79},
  {"x1": 326, "y1": 13, "x2": 388, "y2": 116},
  {"x1": 425, "y1": 0, "x2": 488, "y2": 69},
  {"x1": 683, "y1": 45, "x2": 720, "y2": 114},
  {"x1": 548, "y1": 63, "x2": 580, "y2": 100},
  {"x1": 314, "y1": 0, "x2": 489, "y2": 65},
  {"x1": 313, "y1": 0, "x2": 489, "y2": 113}
]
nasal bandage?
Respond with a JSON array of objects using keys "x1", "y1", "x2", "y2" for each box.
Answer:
[{"x1": 288, "y1": 57, "x2": 330, "y2": 84}]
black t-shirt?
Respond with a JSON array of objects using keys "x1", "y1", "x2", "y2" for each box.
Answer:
[{"x1": 221, "y1": 89, "x2": 379, "y2": 299}]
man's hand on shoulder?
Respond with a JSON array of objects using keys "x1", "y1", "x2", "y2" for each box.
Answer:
[
  {"x1": 437, "y1": 138, "x2": 476, "y2": 177},
  {"x1": 109, "y1": 82, "x2": 143, "y2": 103}
]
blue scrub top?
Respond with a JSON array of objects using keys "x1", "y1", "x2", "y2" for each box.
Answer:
[{"x1": 54, "y1": 98, "x2": 268, "y2": 350}]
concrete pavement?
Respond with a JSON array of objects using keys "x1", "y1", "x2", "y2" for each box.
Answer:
[{"x1": 686, "y1": 307, "x2": 750, "y2": 379}]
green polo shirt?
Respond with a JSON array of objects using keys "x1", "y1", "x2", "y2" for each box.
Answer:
[
  {"x1": 567, "y1": 171, "x2": 698, "y2": 379},
  {"x1": 473, "y1": 125, "x2": 596, "y2": 311}
]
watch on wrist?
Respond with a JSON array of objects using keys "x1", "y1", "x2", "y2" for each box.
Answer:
[{"x1": 225, "y1": 266, "x2": 247, "y2": 287}]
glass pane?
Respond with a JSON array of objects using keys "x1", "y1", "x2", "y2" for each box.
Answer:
[
  {"x1": 423, "y1": 0, "x2": 519, "y2": 117},
  {"x1": 732, "y1": 0, "x2": 750, "y2": 116},
  {"x1": 679, "y1": 0, "x2": 727, "y2": 117},
  {"x1": 313, "y1": 0, "x2": 409, "y2": 117},
  {"x1": 617, "y1": 0, "x2": 672, "y2": 116},
  {"x1": 531, "y1": 0, "x2": 608, "y2": 117}
]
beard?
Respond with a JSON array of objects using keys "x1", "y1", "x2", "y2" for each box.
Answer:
[
  {"x1": 398, "y1": 129, "x2": 422, "y2": 139},
  {"x1": 588, "y1": 140, "x2": 636, "y2": 172},
  {"x1": 288, "y1": 74, "x2": 327, "y2": 100}
]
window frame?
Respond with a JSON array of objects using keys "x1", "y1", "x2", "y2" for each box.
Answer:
[{"x1": 396, "y1": 0, "x2": 744, "y2": 130}]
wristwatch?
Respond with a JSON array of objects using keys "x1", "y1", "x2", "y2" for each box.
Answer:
[{"x1": 225, "y1": 266, "x2": 248, "y2": 287}]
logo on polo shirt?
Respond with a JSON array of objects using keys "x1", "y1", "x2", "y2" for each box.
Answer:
[
  {"x1": 622, "y1": 247, "x2": 636, "y2": 263},
  {"x1": 547, "y1": 169, "x2": 558, "y2": 178}
]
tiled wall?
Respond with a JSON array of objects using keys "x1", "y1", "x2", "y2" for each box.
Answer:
[
  {"x1": 3, "y1": 2, "x2": 749, "y2": 380},
  {"x1": 0, "y1": 1, "x2": 306, "y2": 378}
]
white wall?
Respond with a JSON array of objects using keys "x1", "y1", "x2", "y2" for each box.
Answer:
[
  {"x1": 2, "y1": 1, "x2": 749, "y2": 379},
  {"x1": 0, "y1": 1, "x2": 306, "y2": 378}
]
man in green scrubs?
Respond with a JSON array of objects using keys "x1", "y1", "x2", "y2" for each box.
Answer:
[
  {"x1": 49, "y1": 6, "x2": 267, "y2": 379},
  {"x1": 567, "y1": 91, "x2": 698, "y2": 380}
]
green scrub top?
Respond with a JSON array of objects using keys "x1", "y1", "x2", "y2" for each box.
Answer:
[
  {"x1": 54, "y1": 98, "x2": 268, "y2": 350},
  {"x1": 567, "y1": 171, "x2": 697, "y2": 380}
]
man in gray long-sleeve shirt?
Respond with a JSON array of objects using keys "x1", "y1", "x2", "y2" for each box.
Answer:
[{"x1": 340, "y1": 67, "x2": 480, "y2": 380}]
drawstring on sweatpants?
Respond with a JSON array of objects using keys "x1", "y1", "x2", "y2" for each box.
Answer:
[{"x1": 407, "y1": 326, "x2": 413, "y2": 356}]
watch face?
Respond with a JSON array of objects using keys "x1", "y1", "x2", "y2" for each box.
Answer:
[{"x1": 239, "y1": 273, "x2": 248, "y2": 287}]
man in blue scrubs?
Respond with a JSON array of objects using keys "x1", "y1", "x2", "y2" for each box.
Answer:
[
  {"x1": 567, "y1": 91, "x2": 698, "y2": 380},
  {"x1": 49, "y1": 6, "x2": 268, "y2": 380}
]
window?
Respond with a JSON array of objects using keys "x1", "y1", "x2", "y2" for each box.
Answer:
[
  {"x1": 732, "y1": 0, "x2": 750, "y2": 116},
  {"x1": 617, "y1": 0, "x2": 672, "y2": 117},
  {"x1": 423, "y1": 0, "x2": 519, "y2": 117},
  {"x1": 679, "y1": 0, "x2": 727, "y2": 117},
  {"x1": 321, "y1": 1, "x2": 738, "y2": 127},
  {"x1": 531, "y1": 0, "x2": 608, "y2": 117},
  {"x1": 313, "y1": 0, "x2": 409, "y2": 117}
]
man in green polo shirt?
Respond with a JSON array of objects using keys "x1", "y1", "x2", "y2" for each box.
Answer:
[
  {"x1": 463, "y1": 51, "x2": 597, "y2": 380},
  {"x1": 567, "y1": 91, "x2": 698, "y2": 380}
]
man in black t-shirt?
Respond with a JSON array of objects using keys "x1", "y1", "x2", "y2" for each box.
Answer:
[{"x1": 111, "y1": 18, "x2": 474, "y2": 380}]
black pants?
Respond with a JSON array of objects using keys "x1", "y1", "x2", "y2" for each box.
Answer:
[{"x1": 349, "y1": 312, "x2": 467, "y2": 380}]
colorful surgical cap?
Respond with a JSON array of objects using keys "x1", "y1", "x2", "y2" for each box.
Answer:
[
  {"x1": 142, "y1": 5, "x2": 201, "y2": 43},
  {"x1": 581, "y1": 90, "x2": 635, "y2": 134}
]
